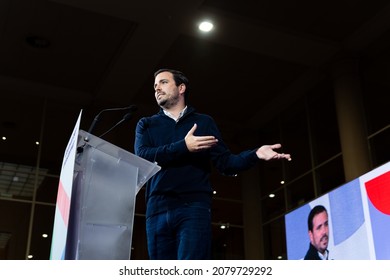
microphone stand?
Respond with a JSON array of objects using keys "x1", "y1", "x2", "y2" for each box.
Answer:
[
  {"x1": 77, "y1": 105, "x2": 137, "y2": 154},
  {"x1": 84, "y1": 105, "x2": 137, "y2": 142}
]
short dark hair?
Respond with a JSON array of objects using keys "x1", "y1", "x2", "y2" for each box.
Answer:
[
  {"x1": 154, "y1": 68, "x2": 190, "y2": 101},
  {"x1": 307, "y1": 205, "x2": 327, "y2": 232}
]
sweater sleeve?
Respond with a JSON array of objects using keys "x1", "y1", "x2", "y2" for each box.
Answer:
[
  {"x1": 211, "y1": 142, "x2": 259, "y2": 176},
  {"x1": 134, "y1": 117, "x2": 188, "y2": 165}
]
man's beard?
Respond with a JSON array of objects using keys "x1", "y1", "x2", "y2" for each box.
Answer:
[
  {"x1": 320, "y1": 234, "x2": 329, "y2": 247},
  {"x1": 158, "y1": 94, "x2": 179, "y2": 109},
  {"x1": 158, "y1": 98, "x2": 168, "y2": 107}
]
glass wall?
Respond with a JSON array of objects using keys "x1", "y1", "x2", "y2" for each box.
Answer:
[{"x1": 0, "y1": 95, "x2": 83, "y2": 260}]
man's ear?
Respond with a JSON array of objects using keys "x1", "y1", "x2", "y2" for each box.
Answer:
[{"x1": 179, "y1": 83, "x2": 186, "y2": 94}]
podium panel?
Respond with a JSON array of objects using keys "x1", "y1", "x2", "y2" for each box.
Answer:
[{"x1": 63, "y1": 130, "x2": 160, "y2": 260}]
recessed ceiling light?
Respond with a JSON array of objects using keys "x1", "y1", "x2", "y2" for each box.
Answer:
[
  {"x1": 219, "y1": 222, "x2": 229, "y2": 229},
  {"x1": 199, "y1": 21, "x2": 214, "y2": 32},
  {"x1": 269, "y1": 193, "x2": 275, "y2": 198}
]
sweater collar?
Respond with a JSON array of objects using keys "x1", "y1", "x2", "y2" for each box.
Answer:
[
  {"x1": 159, "y1": 105, "x2": 195, "y2": 119},
  {"x1": 163, "y1": 106, "x2": 188, "y2": 122}
]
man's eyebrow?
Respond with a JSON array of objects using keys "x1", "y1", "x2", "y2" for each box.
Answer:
[{"x1": 154, "y1": 78, "x2": 168, "y2": 88}]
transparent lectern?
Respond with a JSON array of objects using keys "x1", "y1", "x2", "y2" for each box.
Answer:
[{"x1": 64, "y1": 129, "x2": 160, "y2": 260}]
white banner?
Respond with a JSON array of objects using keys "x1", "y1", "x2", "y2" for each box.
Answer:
[
  {"x1": 1, "y1": 260, "x2": 389, "y2": 279},
  {"x1": 50, "y1": 110, "x2": 82, "y2": 260}
]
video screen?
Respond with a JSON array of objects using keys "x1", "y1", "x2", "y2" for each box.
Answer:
[{"x1": 285, "y1": 161, "x2": 390, "y2": 260}]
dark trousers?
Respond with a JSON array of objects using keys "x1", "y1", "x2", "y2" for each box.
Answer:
[{"x1": 146, "y1": 202, "x2": 211, "y2": 260}]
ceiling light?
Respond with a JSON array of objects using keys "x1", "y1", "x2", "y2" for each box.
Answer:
[
  {"x1": 1, "y1": 136, "x2": 5, "y2": 141},
  {"x1": 219, "y1": 222, "x2": 229, "y2": 229},
  {"x1": 42, "y1": 233, "x2": 48, "y2": 238},
  {"x1": 269, "y1": 193, "x2": 275, "y2": 198},
  {"x1": 199, "y1": 21, "x2": 214, "y2": 32}
]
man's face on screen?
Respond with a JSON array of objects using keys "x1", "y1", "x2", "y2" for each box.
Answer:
[{"x1": 309, "y1": 211, "x2": 329, "y2": 254}]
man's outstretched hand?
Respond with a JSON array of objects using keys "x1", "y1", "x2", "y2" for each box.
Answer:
[{"x1": 256, "y1": 144, "x2": 292, "y2": 161}]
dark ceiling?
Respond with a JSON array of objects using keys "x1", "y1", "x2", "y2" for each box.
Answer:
[{"x1": 2, "y1": 0, "x2": 390, "y2": 144}]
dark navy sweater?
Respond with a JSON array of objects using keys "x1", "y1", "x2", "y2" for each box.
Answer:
[{"x1": 134, "y1": 106, "x2": 259, "y2": 218}]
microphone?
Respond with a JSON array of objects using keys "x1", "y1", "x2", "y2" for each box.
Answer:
[
  {"x1": 98, "y1": 112, "x2": 135, "y2": 139},
  {"x1": 84, "y1": 105, "x2": 137, "y2": 142}
]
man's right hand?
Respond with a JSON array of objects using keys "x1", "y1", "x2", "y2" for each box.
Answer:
[{"x1": 185, "y1": 123, "x2": 218, "y2": 152}]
